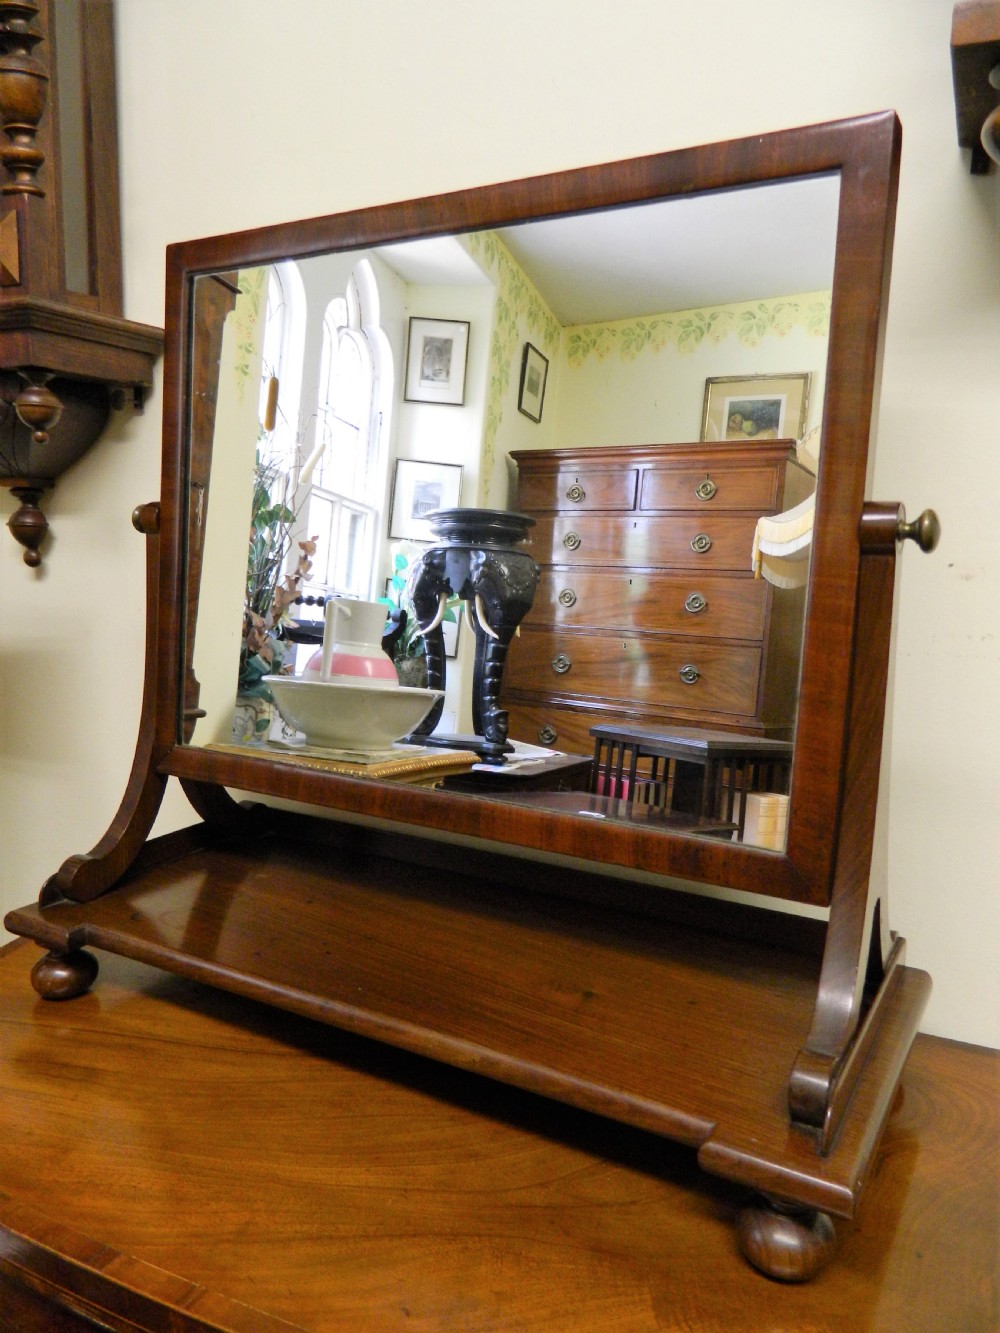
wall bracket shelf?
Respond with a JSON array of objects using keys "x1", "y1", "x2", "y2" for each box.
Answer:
[
  {"x1": 951, "y1": 0, "x2": 1000, "y2": 172},
  {"x1": 0, "y1": 0, "x2": 163, "y2": 566}
]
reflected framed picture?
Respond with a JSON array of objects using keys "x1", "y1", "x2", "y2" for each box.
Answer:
[
  {"x1": 404, "y1": 317, "x2": 470, "y2": 405},
  {"x1": 701, "y1": 373, "x2": 811, "y2": 443},
  {"x1": 517, "y1": 342, "x2": 549, "y2": 423},
  {"x1": 388, "y1": 459, "x2": 463, "y2": 541}
]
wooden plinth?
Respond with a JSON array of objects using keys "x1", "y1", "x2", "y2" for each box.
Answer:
[{"x1": 6, "y1": 824, "x2": 928, "y2": 1221}]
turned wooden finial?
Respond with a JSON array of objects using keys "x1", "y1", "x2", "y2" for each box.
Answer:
[
  {"x1": 6, "y1": 480, "x2": 47, "y2": 565},
  {"x1": 14, "y1": 370, "x2": 61, "y2": 440},
  {"x1": 1, "y1": 373, "x2": 62, "y2": 565},
  {"x1": 0, "y1": 2, "x2": 48, "y2": 196}
]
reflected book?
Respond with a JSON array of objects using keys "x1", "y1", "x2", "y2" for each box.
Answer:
[{"x1": 208, "y1": 740, "x2": 479, "y2": 786}]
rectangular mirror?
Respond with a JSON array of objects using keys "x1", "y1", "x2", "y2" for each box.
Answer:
[{"x1": 158, "y1": 112, "x2": 901, "y2": 911}]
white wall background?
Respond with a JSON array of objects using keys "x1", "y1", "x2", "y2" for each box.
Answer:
[{"x1": 0, "y1": 0, "x2": 996, "y2": 1048}]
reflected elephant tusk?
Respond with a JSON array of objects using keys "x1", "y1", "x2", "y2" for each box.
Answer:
[
  {"x1": 417, "y1": 591, "x2": 449, "y2": 635},
  {"x1": 474, "y1": 593, "x2": 501, "y2": 640}
]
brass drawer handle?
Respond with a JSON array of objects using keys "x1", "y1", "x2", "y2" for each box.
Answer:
[
  {"x1": 679, "y1": 663, "x2": 701, "y2": 685},
  {"x1": 690, "y1": 532, "x2": 712, "y2": 554},
  {"x1": 565, "y1": 484, "x2": 586, "y2": 503},
  {"x1": 563, "y1": 531, "x2": 581, "y2": 551},
  {"x1": 695, "y1": 476, "x2": 717, "y2": 501},
  {"x1": 558, "y1": 587, "x2": 577, "y2": 607},
  {"x1": 552, "y1": 653, "x2": 572, "y2": 674},
  {"x1": 538, "y1": 725, "x2": 558, "y2": 745},
  {"x1": 684, "y1": 592, "x2": 707, "y2": 614}
]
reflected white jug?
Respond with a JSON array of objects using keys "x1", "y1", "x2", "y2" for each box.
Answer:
[{"x1": 304, "y1": 598, "x2": 398, "y2": 687}]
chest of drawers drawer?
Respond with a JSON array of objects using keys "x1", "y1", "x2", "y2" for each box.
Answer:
[
  {"x1": 529, "y1": 514, "x2": 761, "y2": 571},
  {"x1": 640, "y1": 461, "x2": 781, "y2": 512},
  {"x1": 505, "y1": 629, "x2": 762, "y2": 716},
  {"x1": 517, "y1": 465, "x2": 640, "y2": 512},
  {"x1": 527, "y1": 568, "x2": 768, "y2": 640},
  {"x1": 505, "y1": 702, "x2": 616, "y2": 753}
]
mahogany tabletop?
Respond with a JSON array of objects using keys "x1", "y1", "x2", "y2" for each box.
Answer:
[{"x1": 0, "y1": 937, "x2": 995, "y2": 1332}]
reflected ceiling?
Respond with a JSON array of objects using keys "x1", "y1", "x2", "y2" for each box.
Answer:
[{"x1": 377, "y1": 176, "x2": 840, "y2": 325}]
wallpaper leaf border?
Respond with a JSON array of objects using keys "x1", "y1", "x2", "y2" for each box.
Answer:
[{"x1": 565, "y1": 292, "x2": 831, "y2": 368}]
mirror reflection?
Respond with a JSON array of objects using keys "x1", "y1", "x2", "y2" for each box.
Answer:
[{"x1": 183, "y1": 174, "x2": 840, "y2": 853}]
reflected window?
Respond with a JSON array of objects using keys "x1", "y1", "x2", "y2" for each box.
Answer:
[
  {"x1": 255, "y1": 260, "x2": 392, "y2": 615},
  {"x1": 298, "y1": 262, "x2": 390, "y2": 601},
  {"x1": 258, "y1": 262, "x2": 305, "y2": 465}
]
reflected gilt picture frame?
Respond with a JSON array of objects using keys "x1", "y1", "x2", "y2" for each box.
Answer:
[
  {"x1": 404, "y1": 318, "x2": 470, "y2": 405},
  {"x1": 517, "y1": 342, "x2": 549, "y2": 423},
  {"x1": 388, "y1": 459, "x2": 463, "y2": 542},
  {"x1": 701, "y1": 372, "x2": 811, "y2": 442}
]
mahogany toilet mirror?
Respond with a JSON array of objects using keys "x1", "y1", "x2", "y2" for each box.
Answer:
[{"x1": 5, "y1": 110, "x2": 940, "y2": 1281}]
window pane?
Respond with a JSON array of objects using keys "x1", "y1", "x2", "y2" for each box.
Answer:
[{"x1": 307, "y1": 494, "x2": 334, "y2": 588}]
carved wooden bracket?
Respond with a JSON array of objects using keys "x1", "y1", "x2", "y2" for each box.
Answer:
[
  {"x1": 952, "y1": 1, "x2": 1000, "y2": 172},
  {"x1": 0, "y1": 0, "x2": 164, "y2": 567}
]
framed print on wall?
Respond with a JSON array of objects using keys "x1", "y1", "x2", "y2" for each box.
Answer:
[
  {"x1": 389, "y1": 459, "x2": 463, "y2": 542},
  {"x1": 404, "y1": 318, "x2": 470, "y2": 405},
  {"x1": 701, "y1": 372, "x2": 811, "y2": 442},
  {"x1": 517, "y1": 342, "x2": 549, "y2": 423}
]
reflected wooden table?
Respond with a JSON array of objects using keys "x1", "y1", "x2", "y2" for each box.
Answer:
[
  {"x1": 0, "y1": 938, "x2": 996, "y2": 1332},
  {"x1": 590, "y1": 723, "x2": 793, "y2": 839}
]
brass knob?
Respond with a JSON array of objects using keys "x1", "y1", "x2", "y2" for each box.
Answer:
[
  {"x1": 558, "y1": 587, "x2": 577, "y2": 607},
  {"x1": 897, "y1": 508, "x2": 940, "y2": 553},
  {"x1": 684, "y1": 592, "x2": 707, "y2": 614},
  {"x1": 566, "y1": 484, "x2": 586, "y2": 503},
  {"x1": 552, "y1": 653, "x2": 571, "y2": 674},
  {"x1": 695, "y1": 476, "x2": 717, "y2": 501},
  {"x1": 690, "y1": 532, "x2": 712, "y2": 554},
  {"x1": 538, "y1": 725, "x2": 557, "y2": 745},
  {"x1": 679, "y1": 663, "x2": 701, "y2": 685},
  {"x1": 563, "y1": 531, "x2": 581, "y2": 551}
]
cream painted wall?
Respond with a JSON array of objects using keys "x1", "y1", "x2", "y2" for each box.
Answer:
[
  {"x1": 0, "y1": 0, "x2": 995, "y2": 1048},
  {"x1": 551, "y1": 297, "x2": 828, "y2": 448}
]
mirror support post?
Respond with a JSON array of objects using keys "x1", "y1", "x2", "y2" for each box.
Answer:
[
  {"x1": 788, "y1": 502, "x2": 932, "y2": 1151},
  {"x1": 41, "y1": 502, "x2": 170, "y2": 903}
]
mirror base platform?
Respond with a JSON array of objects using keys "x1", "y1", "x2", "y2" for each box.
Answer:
[{"x1": 4, "y1": 814, "x2": 930, "y2": 1280}]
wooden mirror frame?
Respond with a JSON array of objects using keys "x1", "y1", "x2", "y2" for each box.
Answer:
[{"x1": 148, "y1": 111, "x2": 900, "y2": 909}]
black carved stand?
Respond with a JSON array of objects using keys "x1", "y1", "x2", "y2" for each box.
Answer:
[{"x1": 407, "y1": 508, "x2": 539, "y2": 763}]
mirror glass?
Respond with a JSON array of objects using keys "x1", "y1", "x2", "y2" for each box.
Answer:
[{"x1": 181, "y1": 173, "x2": 840, "y2": 857}]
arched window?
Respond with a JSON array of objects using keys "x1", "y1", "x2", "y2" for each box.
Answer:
[{"x1": 298, "y1": 260, "x2": 392, "y2": 600}]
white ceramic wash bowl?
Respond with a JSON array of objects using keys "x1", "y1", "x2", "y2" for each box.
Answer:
[{"x1": 263, "y1": 675, "x2": 442, "y2": 750}]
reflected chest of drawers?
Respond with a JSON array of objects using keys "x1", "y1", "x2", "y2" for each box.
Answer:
[{"x1": 502, "y1": 442, "x2": 814, "y2": 753}]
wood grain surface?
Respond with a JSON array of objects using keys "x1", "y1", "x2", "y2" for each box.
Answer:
[
  {"x1": 4, "y1": 823, "x2": 928, "y2": 1215},
  {"x1": 0, "y1": 938, "x2": 995, "y2": 1332}
]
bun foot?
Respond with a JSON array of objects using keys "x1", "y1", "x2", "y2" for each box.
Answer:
[
  {"x1": 736, "y1": 1194, "x2": 836, "y2": 1281},
  {"x1": 30, "y1": 949, "x2": 99, "y2": 1001}
]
